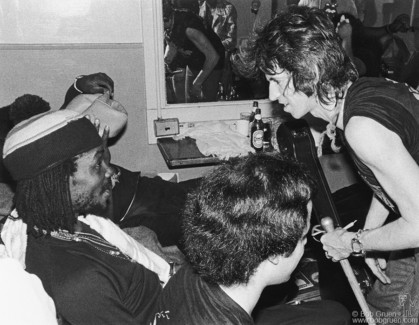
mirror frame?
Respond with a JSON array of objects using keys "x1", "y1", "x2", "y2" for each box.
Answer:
[{"x1": 141, "y1": 0, "x2": 276, "y2": 144}]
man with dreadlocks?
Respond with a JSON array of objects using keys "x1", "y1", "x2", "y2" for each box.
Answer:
[{"x1": 2, "y1": 109, "x2": 171, "y2": 325}]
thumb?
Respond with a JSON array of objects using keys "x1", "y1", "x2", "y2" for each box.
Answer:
[{"x1": 98, "y1": 91, "x2": 111, "y2": 104}]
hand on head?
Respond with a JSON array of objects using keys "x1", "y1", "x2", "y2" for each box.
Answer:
[
  {"x1": 76, "y1": 73, "x2": 114, "y2": 98},
  {"x1": 84, "y1": 115, "x2": 111, "y2": 165}
]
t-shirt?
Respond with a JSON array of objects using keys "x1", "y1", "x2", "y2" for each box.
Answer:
[
  {"x1": 25, "y1": 223, "x2": 162, "y2": 325},
  {"x1": 343, "y1": 77, "x2": 419, "y2": 213},
  {"x1": 151, "y1": 264, "x2": 253, "y2": 325}
]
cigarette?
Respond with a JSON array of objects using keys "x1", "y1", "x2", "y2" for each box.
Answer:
[{"x1": 343, "y1": 220, "x2": 357, "y2": 230}]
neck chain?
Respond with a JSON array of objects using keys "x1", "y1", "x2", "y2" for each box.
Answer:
[
  {"x1": 317, "y1": 90, "x2": 346, "y2": 157},
  {"x1": 50, "y1": 230, "x2": 132, "y2": 262}
]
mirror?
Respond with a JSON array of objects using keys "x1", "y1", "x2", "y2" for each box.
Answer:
[
  {"x1": 162, "y1": 0, "x2": 283, "y2": 104},
  {"x1": 142, "y1": 1, "x2": 280, "y2": 144}
]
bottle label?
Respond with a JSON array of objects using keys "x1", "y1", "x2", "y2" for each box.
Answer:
[{"x1": 252, "y1": 130, "x2": 264, "y2": 149}]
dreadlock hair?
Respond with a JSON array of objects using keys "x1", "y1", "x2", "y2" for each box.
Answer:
[{"x1": 14, "y1": 158, "x2": 77, "y2": 236}]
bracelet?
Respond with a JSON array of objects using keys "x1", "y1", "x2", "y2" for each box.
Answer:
[
  {"x1": 73, "y1": 75, "x2": 85, "y2": 93},
  {"x1": 351, "y1": 229, "x2": 368, "y2": 257}
]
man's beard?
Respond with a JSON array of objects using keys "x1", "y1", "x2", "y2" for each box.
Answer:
[{"x1": 76, "y1": 195, "x2": 112, "y2": 218}]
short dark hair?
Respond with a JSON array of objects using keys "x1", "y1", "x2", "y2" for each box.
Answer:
[
  {"x1": 246, "y1": 6, "x2": 358, "y2": 105},
  {"x1": 163, "y1": 0, "x2": 174, "y2": 21},
  {"x1": 14, "y1": 158, "x2": 77, "y2": 236},
  {"x1": 182, "y1": 153, "x2": 314, "y2": 286}
]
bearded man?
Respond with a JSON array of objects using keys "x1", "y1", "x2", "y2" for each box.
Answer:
[{"x1": 2, "y1": 109, "x2": 168, "y2": 325}]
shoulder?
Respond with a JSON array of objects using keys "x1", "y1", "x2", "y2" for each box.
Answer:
[
  {"x1": 52, "y1": 255, "x2": 160, "y2": 324},
  {"x1": 348, "y1": 77, "x2": 412, "y2": 100},
  {"x1": 345, "y1": 116, "x2": 403, "y2": 165},
  {"x1": 185, "y1": 26, "x2": 205, "y2": 40}
]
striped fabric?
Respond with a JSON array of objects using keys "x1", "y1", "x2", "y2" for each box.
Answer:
[{"x1": 3, "y1": 110, "x2": 102, "y2": 181}]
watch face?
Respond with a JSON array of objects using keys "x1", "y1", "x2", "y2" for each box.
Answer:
[{"x1": 351, "y1": 238, "x2": 363, "y2": 253}]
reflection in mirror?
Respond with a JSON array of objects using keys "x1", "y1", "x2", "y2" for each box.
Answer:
[{"x1": 162, "y1": 0, "x2": 285, "y2": 105}]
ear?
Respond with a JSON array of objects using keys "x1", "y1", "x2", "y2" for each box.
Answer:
[{"x1": 267, "y1": 255, "x2": 282, "y2": 265}]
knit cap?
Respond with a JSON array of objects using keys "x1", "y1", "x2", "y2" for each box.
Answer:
[{"x1": 3, "y1": 110, "x2": 102, "y2": 181}]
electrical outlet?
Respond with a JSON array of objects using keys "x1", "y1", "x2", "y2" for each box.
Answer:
[
  {"x1": 154, "y1": 118, "x2": 179, "y2": 137},
  {"x1": 178, "y1": 122, "x2": 195, "y2": 133}
]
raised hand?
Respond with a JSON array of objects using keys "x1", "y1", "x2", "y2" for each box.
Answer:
[{"x1": 75, "y1": 73, "x2": 114, "y2": 97}]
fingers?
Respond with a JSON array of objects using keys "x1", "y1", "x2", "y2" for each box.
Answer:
[
  {"x1": 324, "y1": 249, "x2": 343, "y2": 262},
  {"x1": 93, "y1": 118, "x2": 100, "y2": 132},
  {"x1": 95, "y1": 73, "x2": 114, "y2": 95},
  {"x1": 325, "y1": 251, "x2": 338, "y2": 262},
  {"x1": 81, "y1": 73, "x2": 114, "y2": 97},
  {"x1": 321, "y1": 229, "x2": 352, "y2": 261},
  {"x1": 84, "y1": 114, "x2": 95, "y2": 125},
  {"x1": 84, "y1": 115, "x2": 110, "y2": 139},
  {"x1": 102, "y1": 125, "x2": 110, "y2": 144},
  {"x1": 365, "y1": 257, "x2": 391, "y2": 284},
  {"x1": 377, "y1": 258, "x2": 387, "y2": 270},
  {"x1": 93, "y1": 83, "x2": 114, "y2": 97},
  {"x1": 368, "y1": 265, "x2": 390, "y2": 284}
]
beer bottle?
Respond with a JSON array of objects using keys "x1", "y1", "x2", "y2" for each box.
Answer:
[
  {"x1": 251, "y1": 108, "x2": 263, "y2": 152},
  {"x1": 248, "y1": 101, "x2": 259, "y2": 137}
]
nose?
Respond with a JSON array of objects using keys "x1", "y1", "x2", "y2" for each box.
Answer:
[
  {"x1": 269, "y1": 82, "x2": 284, "y2": 103},
  {"x1": 104, "y1": 162, "x2": 114, "y2": 179}
]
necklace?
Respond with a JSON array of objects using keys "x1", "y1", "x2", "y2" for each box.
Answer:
[
  {"x1": 317, "y1": 94, "x2": 345, "y2": 157},
  {"x1": 50, "y1": 230, "x2": 132, "y2": 262}
]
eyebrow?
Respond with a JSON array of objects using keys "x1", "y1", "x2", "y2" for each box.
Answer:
[
  {"x1": 267, "y1": 74, "x2": 289, "y2": 81},
  {"x1": 93, "y1": 148, "x2": 105, "y2": 160}
]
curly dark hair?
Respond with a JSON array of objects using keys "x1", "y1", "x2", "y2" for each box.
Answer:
[
  {"x1": 14, "y1": 158, "x2": 77, "y2": 236},
  {"x1": 9, "y1": 94, "x2": 51, "y2": 126},
  {"x1": 182, "y1": 153, "x2": 315, "y2": 286},
  {"x1": 238, "y1": 6, "x2": 358, "y2": 106}
]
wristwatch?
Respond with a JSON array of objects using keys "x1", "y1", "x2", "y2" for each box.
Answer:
[{"x1": 351, "y1": 229, "x2": 367, "y2": 257}]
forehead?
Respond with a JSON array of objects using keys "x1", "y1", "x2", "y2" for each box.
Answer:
[
  {"x1": 265, "y1": 68, "x2": 291, "y2": 82},
  {"x1": 74, "y1": 146, "x2": 103, "y2": 165}
]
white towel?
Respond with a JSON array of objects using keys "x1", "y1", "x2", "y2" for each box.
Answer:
[
  {"x1": 175, "y1": 121, "x2": 253, "y2": 160},
  {"x1": 79, "y1": 215, "x2": 170, "y2": 285},
  {"x1": 1, "y1": 211, "x2": 27, "y2": 268}
]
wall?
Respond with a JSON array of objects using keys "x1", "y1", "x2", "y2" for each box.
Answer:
[
  {"x1": 2, "y1": 0, "x2": 416, "y2": 181},
  {"x1": 0, "y1": 43, "x2": 213, "y2": 181}
]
